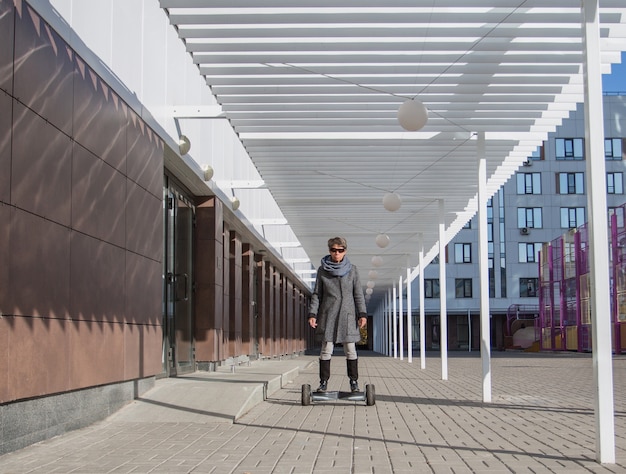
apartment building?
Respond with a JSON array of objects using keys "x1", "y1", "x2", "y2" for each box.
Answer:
[{"x1": 414, "y1": 95, "x2": 626, "y2": 351}]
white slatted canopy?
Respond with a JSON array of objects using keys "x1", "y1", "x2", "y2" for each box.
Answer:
[{"x1": 160, "y1": 0, "x2": 626, "y2": 306}]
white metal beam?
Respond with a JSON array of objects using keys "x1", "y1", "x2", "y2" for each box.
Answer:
[{"x1": 439, "y1": 199, "x2": 448, "y2": 381}]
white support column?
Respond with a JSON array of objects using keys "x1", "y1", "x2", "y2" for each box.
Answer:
[
  {"x1": 419, "y1": 234, "x2": 426, "y2": 369},
  {"x1": 373, "y1": 310, "x2": 377, "y2": 353},
  {"x1": 467, "y1": 310, "x2": 472, "y2": 352},
  {"x1": 393, "y1": 282, "x2": 398, "y2": 358},
  {"x1": 372, "y1": 308, "x2": 375, "y2": 353},
  {"x1": 379, "y1": 295, "x2": 383, "y2": 354},
  {"x1": 373, "y1": 309, "x2": 377, "y2": 352},
  {"x1": 399, "y1": 274, "x2": 404, "y2": 360},
  {"x1": 379, "y1": 294, "x2": 384, "y2": 354},
  {"x1": 382, "y1": 306, "x2": 386, "y2": 354},
  {"x1": 387, "y1": 288, "x2": 393, "y2": 357},
  {"x1": 386, "y1": 292, "x2": 390, "y2": 356},
  {"x1": 439, "y1": 199, "x2": 448, "y2": 380},
  {"x1": 582, "y1": 0, "x2": 615, "y2": 463},
  {"x1": 407, "y1": 266, "x2": 413, "y2": 363},
  {"x1": 376, "y1": 298, "x2": 381, "y2": 354},
  {"x1": 477, "y1": 131, "x2": 492, "y2": 403}
]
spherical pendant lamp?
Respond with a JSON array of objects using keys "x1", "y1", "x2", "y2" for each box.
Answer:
[
  {"x1": 398, "y1": 98, "x2": 428, "y2": 132},
  {"x1": 383, "y1": 192, "x2": 402, "y2": 212},
  {"x1": 202, "y1": 164, "x2": 214, "y2": 182},
  {"x1": 375, "y1": 233, "x2": 390, "y2": 248},
  {"x1": 231, "y1": 196, "x2": 240, "y2": 211},
  {"x1": 178, "y1": 135, "x2": 191, "y2": 155},
  {"x1": 368, "y1": 270, "x2": 378, "y2": 280},
  {"x1": 371, "y1": 255, "x2": 383, "y2": 267},
  {"x1": 366, "y1": 281, "x2": 375, "y2": 289},
  {"x1": 365, "y1": 288, "x2": 373, "y2": 295}
]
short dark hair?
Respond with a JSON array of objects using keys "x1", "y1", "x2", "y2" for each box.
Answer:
[{"x1": 328, "y1": 236, "x2": 347, "y2": 250}]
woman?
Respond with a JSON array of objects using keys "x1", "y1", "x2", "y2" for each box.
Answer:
[{"x1": 308, "y1": 237, "x2": 368, "y2": 393}]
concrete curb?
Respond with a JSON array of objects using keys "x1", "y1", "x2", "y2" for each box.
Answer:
[
  {"x1": 234, "y1": 383, "x2": 267, "y2": 422},
  {"x1": 233, "y1": 360, "x2": 313, "y2": 421}
]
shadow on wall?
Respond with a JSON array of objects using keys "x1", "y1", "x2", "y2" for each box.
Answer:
[{"x1": 0, "y1": 0, "x2": 164, "y2": 405}]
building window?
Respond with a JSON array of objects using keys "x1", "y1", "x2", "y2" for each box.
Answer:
[
  {"x1": 425, "y1": 279, "x2": 440, "y2": 298},
  {"x1": 557, "y1": 172, "x2": 584, "y2": 194},
  {"x1": 517, "y1": 208, "x2": 542, "y2": 228},
  {"x1": 607, "y1": 172, "x2": 623, "y2": 194},
  {"x1": 516, "y1": 173, "x2": 541, "y2": 194},
  {"x1": 455, "y1": 279, "x2": 472, "y2": 298},
  {"x1": 454, "y1": 243, "x2": 472, "y2": 263},
  {"x1": 605, "y1": 138, "x2": 623, "y2": 160},
  {"x1": 519, "y1": 243, "x2": 542, "y2": 263},
  {"x1": 528, "y1": 144, "x2": 544, "y2": 162},
  {"x1": 520, "y1": 278, "x2": 538, "y2": 297},
  {"x1": 556, "y1": 138, "x2": 584, "y2": 160},
  {"x1": 560, "y1": 207, "x2": 585, "y2": 229},
  {"x1": 564, "y1": 241, "x2": 576, "y2": 264}
]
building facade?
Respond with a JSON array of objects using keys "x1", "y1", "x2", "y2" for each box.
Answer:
[
  {"x1": 0, "y1": 0, "x2": 311, "y2": 454},
  {"x1": 412, "y1": 95, "x2": 626, "y2": 351}
]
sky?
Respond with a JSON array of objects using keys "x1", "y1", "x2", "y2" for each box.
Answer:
[{"x1": 602, "y1": 51, "x2": 626, "y2": 93}]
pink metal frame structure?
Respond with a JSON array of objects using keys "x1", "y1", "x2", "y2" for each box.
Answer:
[{"x1": 539, "y1": 203, "x2": 626, "y2": 353}]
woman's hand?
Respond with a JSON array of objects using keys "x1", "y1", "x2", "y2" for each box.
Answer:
[
  {"x1": 358, "y1": 317, "x2": 367, "y2": 329},
  {"x1": 308, "y1": 317, "x2": 317, "y2": 328}
]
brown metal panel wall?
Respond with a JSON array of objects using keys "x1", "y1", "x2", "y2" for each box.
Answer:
[
  {"x1": 228, "y1": 230, "x2": 242, "y2": 358},
  {"x1": 222, "y1": 222, "x2": 230, "y2": 359},
  {"x1": 241, "y1": 244, "x2": 254, "y2": 356},
  {"x1": 255, "y1": 256, "x2": 266, "y2": 355},
  {"x1": 265, "y1": 261, "x2": 275, "y2": 357},
  {"x1": 281, "y1": 273, "x2": 287, "y2": 354},
  {"x1": 281, "y1": 275, "x2": 287, "y2": 355},
  {"x1": 0, "y1": 2, "x2": 163, "y2": 404},
  {"x1": 287, "y1": 280, "x2": 294, "y2": 354},
  {"x1": 303, "y1": 289, "x2": 310, "y2": 350},
  {"x1": 295, "y1": 290, "x2": 301, "y2": 352},
  {"x1": 0, "y1": 0, "x2": 14, "y2": 95},
  {"x1": 0, "y1": 201, "x2": 8, "y2": 402},
  {"x1": 0, "y1": 1, "x2": 312, "y2": 407},
  {"x1": 297, "y1": 290, "x2": 305, "y2": 352},
  {"x1": 14, "y1": 5, "x2": 72, "y2": 138},
  {"x1": 273, "y1": 270, "x2": 281, "y2": 356},
  {"x1": 194, "y1": 197, "x2": 224, "y2": 363},
  {"x1": 274, "y1": 272, "x2": 281, "y2": 356},
  {"x1": 304, "y1": 291, "x2": 310, "y2": 350}
]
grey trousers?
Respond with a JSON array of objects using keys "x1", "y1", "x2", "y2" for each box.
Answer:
[{"x1": 320, "y1": 341, "x2": 357, "y2": 361}]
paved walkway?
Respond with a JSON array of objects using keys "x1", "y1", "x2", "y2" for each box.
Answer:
[{"x1": 1, "y1": 351, "x2": 626, "y2": 473}]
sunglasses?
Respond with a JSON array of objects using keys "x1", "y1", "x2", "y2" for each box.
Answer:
[{"x1": 330, "y1": 248, "x2": 345, "y2": 253}]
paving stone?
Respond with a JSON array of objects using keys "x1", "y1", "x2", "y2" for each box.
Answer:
[{"x1": 2, "y1": 353, "x2": 626, "y2": 473}]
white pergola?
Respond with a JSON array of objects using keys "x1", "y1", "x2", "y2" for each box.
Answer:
[
  {"x1": 161, "y1": 0, "x2": 626, "y2": 302},
  {"x1": 158, "y1": 0, "x2": 626, "y2": 463}
]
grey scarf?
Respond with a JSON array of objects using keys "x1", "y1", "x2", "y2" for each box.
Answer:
[{"x1": 321, "y1": 255, "x2": 352, "y2": 277}]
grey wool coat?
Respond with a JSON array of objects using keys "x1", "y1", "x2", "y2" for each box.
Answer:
[{"x1": 308, "y1": 265, "x2": 367, "y2": 343}]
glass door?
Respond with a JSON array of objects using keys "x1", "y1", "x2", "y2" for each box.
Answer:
[{"x1": 163, "y1": 181, "x2": 195, "y2": 376}]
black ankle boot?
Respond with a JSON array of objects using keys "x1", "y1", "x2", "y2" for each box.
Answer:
[
  {"x1": 350, "y1": 379, "x2": 359, "y2": 392},
  {"x1": 316, "y1": 380, "x2": 328, "y2": 392}
]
